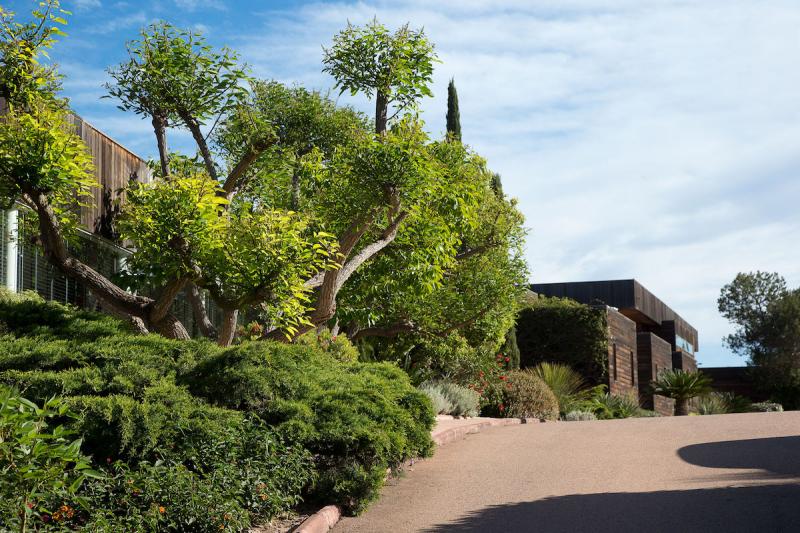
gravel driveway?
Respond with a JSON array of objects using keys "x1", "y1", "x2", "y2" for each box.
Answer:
[{"x1": 334, "y1": 412, "x2": 800, "y2": 532}]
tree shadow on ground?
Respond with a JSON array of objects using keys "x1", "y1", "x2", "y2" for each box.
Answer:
[
  {"x1": 423, "y1": 435, "x2": 800, "y2": 533},
  {"x1": 678, "y1": 435, "x2": 800, "y2": 478}
]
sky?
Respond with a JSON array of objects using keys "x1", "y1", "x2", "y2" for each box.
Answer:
[{"x1": 6, "y1": 0, "x2": 800, "y2": 367}]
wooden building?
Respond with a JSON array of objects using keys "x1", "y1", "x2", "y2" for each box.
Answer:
[{"x1": 530, "y1": 279, "x2": 700, "y2": 416}]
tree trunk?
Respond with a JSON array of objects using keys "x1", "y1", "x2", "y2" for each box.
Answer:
[
  {"x1": 187, "y1": 282, "x2": 217, "y2": 339},
  {"x1": 675, "y1": 399, "x2": 690, "y2": 416},
  {"x1": 290, "y1": 168, "x2": 301, "y2": 210},
  {"x1": 375, "y1": 91, "x2": 388, "y2": 134},
  {"x1": 217, "y1": 308, "x2": 238, "y2": 347},
  {"x1": 151, "y1": 115, "x2": 170, "y2": 178}
]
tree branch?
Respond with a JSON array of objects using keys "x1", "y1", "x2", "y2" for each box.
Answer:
[{"x1": 350, "y1": 320, "x2": 416, "y2": 342}]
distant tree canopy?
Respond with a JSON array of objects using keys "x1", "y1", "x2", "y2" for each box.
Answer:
[
  {"x1": 718, "y1": 271, "x2": 800, "y2": 408},
  {"x1": 0, "y1": 3, "x2": 527, "y2": 356}
]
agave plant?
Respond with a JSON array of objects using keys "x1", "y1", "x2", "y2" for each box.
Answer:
[
  {"x1": 530, "y1": 362, "x2": 586, "y2": 414},
  {"x1": 652, "y1": 370, "x2": 712, "y2": 416}
]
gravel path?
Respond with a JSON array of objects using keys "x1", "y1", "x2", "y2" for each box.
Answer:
[{"x1": 334, "y1": 412, "x2": 800, "y2": 532}]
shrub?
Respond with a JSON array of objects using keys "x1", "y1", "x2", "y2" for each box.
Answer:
[
  {"x1": 295, "y1": 328, "x2": 359, "y2": 363},
  {"x1": 419, "y1": 382, "x2": 454, "y2": 415},
  {"x1": 183, "y1": 342, "x2": 435, "y2": 513},
  {"x1": 0, "y1": 387, "x2": 102, "y2": 531},
  {"x1": 515, "y1": 297, "x2": 609, "y2": 383},
  {"x1": 564, "y1": 410, "x2": 596, "y2": 421},
  {"x1": 503, "y1": 370, "x2": 559, "y2": 420},
  {"x1": 530, "y1": 362, "x2": 586, "y2": 414},
  {"x1": 750, "y1": 401, "x2": 784, "y2": 412},
  {"x1": 420, "y1": 382, "x2": 480, "y2": 417}
]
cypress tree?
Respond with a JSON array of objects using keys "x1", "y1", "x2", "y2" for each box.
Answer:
[
  {"x1": 446, "y1": 78, "x2": 461, "y2": 141},
  {"x1": 503, "y1": 325, "x2": 521, "y2": 369}
]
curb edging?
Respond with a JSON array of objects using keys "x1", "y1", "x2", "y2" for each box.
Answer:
[{"x1": 289, "y1": 417, "x2": 524, "y2": 533}]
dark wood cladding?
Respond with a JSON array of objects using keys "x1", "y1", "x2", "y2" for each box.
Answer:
[
  {"x1": 637, "y1": 332, "x2": 675, "y2": 415},
  {"x1": 672, "y1": 350, "x2": 697, "y2": 373},
  {"x1": 606, "y1": 308, "x2": 638, "y2": 396},
  {"x1": 532, "y1": 279, "x2": 698, "y2": 352},
  {"x1": 65, "y1": 115, "x2": 151, "y2": 237}
]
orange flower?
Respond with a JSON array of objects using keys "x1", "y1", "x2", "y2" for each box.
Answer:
[{"x1": 159, "y1": 506, "x2": 166, "y2": 514}]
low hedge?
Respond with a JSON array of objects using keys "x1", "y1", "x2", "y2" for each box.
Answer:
[{"x1": 0, "y1": 291, "x2": 434, "y2": 526}]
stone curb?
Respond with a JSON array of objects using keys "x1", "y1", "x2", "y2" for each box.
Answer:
[
  {"x1": 290, "y1": 417, "x2": 526, "y2": 533},
  {"x1": 431, "y1": 417, "x2": 526, "y2": 446},
  {"x1": 292, "y1": 505, "x2": 341, "y2": 533}
]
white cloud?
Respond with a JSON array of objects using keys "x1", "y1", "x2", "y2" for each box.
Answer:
[
  {"x1": 72, "y1": 0, "x2": 101, "y2": 10},
  {"x1": 86, "y1": 10, "x2": 146, "y2": 34}
]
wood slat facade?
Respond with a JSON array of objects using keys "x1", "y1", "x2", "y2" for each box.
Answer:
[{"x1": 65, "y1": 115, "x2": 151, "y2": 238}]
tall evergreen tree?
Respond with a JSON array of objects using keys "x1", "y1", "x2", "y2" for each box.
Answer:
[{"x1": 446, "y1": 78, "x2": 461, "y2": 141}]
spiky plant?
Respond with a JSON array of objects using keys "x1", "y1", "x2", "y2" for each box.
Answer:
[
  {"x1": 651, "y1": 370, "x2": 712, "y2": 416},
  {"x1": 530, "y1": 362, "x2": 586, "y2": 414}
]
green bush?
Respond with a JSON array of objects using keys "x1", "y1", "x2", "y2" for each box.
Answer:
[
  {"x1": 0, "y1": 386, "x2": 102, "y2": 531},
  {"x1": 529, "y1": 362, "x2": 586, "y2": 415},
  {"x1": 697, "y1": 393, "x2": 725, "y2": 415},
  {"x1": 0, "y1": 295, "x2": 433, "y2": 521},
  {"x1": 503, "y1": 370, "x2": 559, "y2": 420},
  {"x1": 419, "y1": 381, "x2": 480, "y2": 417},
  {"x1": 515, "y1": 297, "x2": 609, "y2": 383},
  {"x1": 652, "y1": 369, "x2": 712, "y2": 416},
  {"x1": 182, "y1": 342, "x2": 434, "y2": 513},
  {"x1": 419, "y1": 382, "x2": 454, "y2": 415},
  {"x1": 295, "y1": 328, "x2": 359, "y2": 363}
]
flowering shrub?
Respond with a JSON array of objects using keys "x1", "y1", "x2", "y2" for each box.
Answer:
[
  {"x1": 564, "y1": 410, "x2": 597, "y2": 421},
  {"x1": 0, "y1": 386, "x2": 102, "y2": 531},
  {"x1": 750, "y1": 401, "x2": 783, "y2": 412}
]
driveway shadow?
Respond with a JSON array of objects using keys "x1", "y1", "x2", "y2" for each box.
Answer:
[
  {"x1": 678, "y1": 435, "x2": 800, "y2": 478},
  {"x1": 423, "y1": 436, "x2": 800, "y2": 533},
  {"x1": 422, "y1": 484, "x2": 800, "y2": 532}
]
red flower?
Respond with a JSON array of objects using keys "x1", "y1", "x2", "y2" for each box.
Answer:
[
  {"x1": 499, "y1": 404, "x2": 505, "y2": 411},
  {"x1": 504, "y1": 357, "x2": 510, "y2": 362},
  {"x1": 499, "y1": 375, "x2": 506, "y2": 381}
]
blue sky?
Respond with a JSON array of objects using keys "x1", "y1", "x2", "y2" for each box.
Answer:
[{"x1": 7, "y1": 0, "x2": 800, "y2": 367}]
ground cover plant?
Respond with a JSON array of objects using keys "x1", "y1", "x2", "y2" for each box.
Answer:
[{"x1": 0, "y1": 291, "x2": 434, "y2": 528}]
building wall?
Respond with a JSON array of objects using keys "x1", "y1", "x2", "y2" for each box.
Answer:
[
  {"x1": 607, "y1": 308, "x2": 638, "y2": 396},
  {"x1": 637, "y1": 332, "x2": 675, "y2": 415},
  {"x1": 672, "y1": 350, "x2": 697, "y2": 373}
]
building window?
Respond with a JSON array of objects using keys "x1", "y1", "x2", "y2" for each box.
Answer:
[{"x1": 630, "y1": 350, "x2": 635, "y2": 385}]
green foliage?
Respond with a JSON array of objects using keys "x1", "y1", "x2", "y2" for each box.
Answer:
[
  {"x1": 420, "y1": 382, "x2": 480, "y2": 417},
  {"x1": 697, "y1": 391, "x2": 753, "y2": 415},
  {"x1": 295, "y1": 328, "x2": 359, "y2": 363},
  {"x1": 0, "y1": 386, "x2": 102, "y2": 532},
  {"x1": 418, "y1": 382, "x2": 454, "y2": 415},
  {"x1": 183, "y1": 342, "x2": 435, "y2": 513},
  {"x1": 119, "y1": 173, "x2": 338, "y2": 335},
  {"x1": 503, "y1": 370, "x2": 559, "y2": 420},
  {"x1": 718, "y1": 272, "x2": 800, "y2": 409},
  {"x1": 0, "y1": 1, "x2": 69, "y2": 107},
  {"x1": 696, "y1": 392, "x2": 731, "y2": 415},
  {"x1": 0, "y1": 296, "x2": 431, "y2": 520},
  {"x1": 652, "y1": 370, "x2": 712, "y2": 415},
  {"x1": 516, "y1": 297, "x2": 609, "y2": 384},
  {"x1": 529, "y1": 362, "x2": 587, "y2": 415},
  {"x1": 106, "y1": 22, "x2": 249, "y2": 126},
  {"x1": 322, "y1": 19, "x2": 437, "y2": 119},
  {"x1": 585, "y1": 389, "x2": 642, "y2": 419},
  {"x1": 502, "y1": 326, "x2": 521, "y2": 370},
  {"x1": 0, "y1": 288, "x2": 126, "y2": 341},
  {"x1": 446, "y1": 78, "x2": 461, "y2": 141}
]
